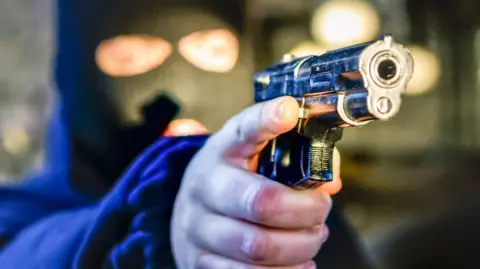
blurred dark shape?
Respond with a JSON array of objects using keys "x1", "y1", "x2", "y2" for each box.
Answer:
[
  {"x1": 56, "y1": 0, "x2": 250, "y2": 195},
  {"x1": 406, "y1": 0, "x2": 480, "y2": 146},
  {"x1": 368, "y1": 148, "x2": 480, "y2": 268},
  {"x1": 374, "y1": 183, "x2": 480, "y2": 269},
  {"x1": 349, "y1": 151, "x2": 376, "y2": 165},
  {"x1": 315, "y1": 206, "x2": 377, "y2": 269},
  {"x1": 257, "y1": 16, "x2": 310, "y2": 67},
  {"x1": 366, "y1": 3, "x2": 480, "y2": 265}
]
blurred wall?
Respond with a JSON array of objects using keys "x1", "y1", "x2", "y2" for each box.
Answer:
[{"x1": 0, "y1": 0, "x2": 53, "y2": 181}]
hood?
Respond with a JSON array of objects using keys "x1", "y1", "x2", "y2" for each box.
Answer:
[{"x1": 45, "y1": 0, "x2": 248, "y2": 200}]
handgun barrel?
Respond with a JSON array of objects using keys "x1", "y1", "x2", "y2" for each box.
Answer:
[
  {"x1": 254, "y1": 34, "x2": 414, "y2": 123},
  {"x1": 299, "y1": 90, "x2": 374, "y2": 128}
]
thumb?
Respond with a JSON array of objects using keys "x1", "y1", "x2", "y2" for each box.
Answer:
[{"x1": 207, "y1": 96, "x2": 299, "y2": 160}]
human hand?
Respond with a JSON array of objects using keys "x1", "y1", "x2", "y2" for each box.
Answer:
[{"x1": 171, "y1": 96, "x2": 342, "y2": 269}]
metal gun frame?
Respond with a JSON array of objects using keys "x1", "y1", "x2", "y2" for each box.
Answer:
[{"x1": 255, "y1": 35, "x2": 414, "y2": 189}]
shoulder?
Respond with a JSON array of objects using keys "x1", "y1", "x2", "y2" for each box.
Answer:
[{"x1": 314, "y1": 206, "x2": 376, "y2": 269}]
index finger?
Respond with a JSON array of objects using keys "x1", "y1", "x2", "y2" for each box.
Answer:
[{"x1": 208, "y1": 96, "x2": 299, "y2": 159}]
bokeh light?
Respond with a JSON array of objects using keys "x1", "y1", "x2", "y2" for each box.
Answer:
[
  {"x1": 310, "y1": 0, "x2": 380, "y2": 49},
  {"x1": 289, "y1": 41, "x2": 326, "y2": 57},
  {"x1": 178, "y1": 29, "x2": 239, "y2": 73},
  {"x1": 95, "y1": 35, "x2": 173, "y2": 77},
  {"x1": 1, "y1": 125, "x2": 31, "y2": 156},
  {"x1": 405, "y1": 46, "x2": 440, "y2": 95}
]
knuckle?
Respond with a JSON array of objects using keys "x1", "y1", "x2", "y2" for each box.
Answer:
[
  {"x1": 209, "y1": 165, "x2": 227, "y2": 181},
  {"x1": 203, "y1": 134, "x2": 224, "y2": 155},
  {"x1": 258, "y1": 101, "x2": 269, "y2": 123},
  {"x1": 208, "y1": 165, "x2": 235, "y2": 192},
  {"x1": 324, "y1": 194, "x2": 333, "y2": 212},
  {"x1": 234, "y1": 104, "x2": 264, "y2": 143},
  {"x1": 316, "y1": 194, "x2": 333, "y2": 223},
  {"x1": 194, "y1": 254, "x2": 246, "y2": 269},
  {"x1": 193, "y1": 255, "x2": 215, "y2": 269},
  {"x1": 182, "y1": 209, "x2": 201, "y2": 239},
  {"x1": 195, "y1": 160, "x2": 224, "y2": 189},
  {"x1": 299, "y1": 193, "x2": 332, "y2": 227},
  {"x1": 233, "y1": 118, "x2": 246, "y2": 142},
  {"x1": 311, "y1": 226, "x2": 327, "y2": 247},
  {"x1": 224, "y1": 113, "x2": 243, "y2": 135},
  {"x1": 243, "y1": 232, "x2": 272, "y2": 262},
  {"x1": 249, "y1": 186, "x2": 279, "y2": 222}
]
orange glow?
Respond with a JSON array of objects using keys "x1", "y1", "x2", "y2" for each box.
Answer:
[
  {"x1": 178, "y1": 29, "x2": 239, "y2": 73},
  {"x1": 95, "y1": 35, "x2": 172, "y2": 77},
  {"x1": 163, "y1": 119, "x2": 209, "y2": 137},
  {"x1": 406, "y1": 46, "x2": 440, "y2": 95}
]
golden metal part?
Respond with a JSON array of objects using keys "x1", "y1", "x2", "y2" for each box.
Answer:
[
  {"x1": 270, "y1": 138, "x2": 277, "y2": 162},
  {"x1": 297, "y1": 97, "x2": 309, "y2": 133},
  {"x1": 256, "y1": 74, "x2": 270, "y2": 86}
]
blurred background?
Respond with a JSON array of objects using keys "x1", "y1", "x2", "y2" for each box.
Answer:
[{"x1": 1, "y1": 0, "x2": 480, "y2": 266}]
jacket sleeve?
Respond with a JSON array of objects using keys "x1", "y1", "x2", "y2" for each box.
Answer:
[
  {"x1": 0, "y1": 134, "x2": 375, "y2": 269},
  {"x1": 0, "y1": 136, "x2": 207, "y2": 269}
]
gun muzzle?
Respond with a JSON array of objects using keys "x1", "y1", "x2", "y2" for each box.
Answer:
[{"x1": 356, "y1": 34, "x2": 413, "y2": 121}]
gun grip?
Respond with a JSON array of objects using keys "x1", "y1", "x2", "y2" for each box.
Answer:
[{"x1": 257, "y1": 128, "x2": 341, "y2": 190}]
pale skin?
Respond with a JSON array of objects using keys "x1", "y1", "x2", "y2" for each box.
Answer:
[{"x1": 96, "y1": 35, "x2": 342, "y2": 268}]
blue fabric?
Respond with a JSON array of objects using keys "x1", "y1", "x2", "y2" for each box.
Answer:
[
  {"x1": 0, "y1": 102, "x2": 209, "y2": 268},
  {"x1": 0, "y1": 109, "x2": 374, "y2": 269}
]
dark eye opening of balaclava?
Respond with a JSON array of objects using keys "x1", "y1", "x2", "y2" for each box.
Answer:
[{"x1": 89, "y1": 0, "x2": 252, "y2": 131}]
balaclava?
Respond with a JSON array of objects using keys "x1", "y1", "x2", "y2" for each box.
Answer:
[{"x1": 55, "y1": 0, "x2": 252, "y2": 196}]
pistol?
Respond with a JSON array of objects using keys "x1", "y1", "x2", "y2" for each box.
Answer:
[{"x1": 254, "y1": 34, "x2": 414, "y2": 189}]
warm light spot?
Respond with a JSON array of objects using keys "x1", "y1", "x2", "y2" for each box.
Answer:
[
  {"x1": 164, "y1": 119, "x2": 209, "y2": 137},
  {"x1": 95, "y1": 35, "x2": 172, "y2": 77},
  {"x1": 311, "y1": 0, "x2": 380, "y2": 49},
  {"x1": 178, "y1": 29, "x2": 239, "y2": 73},
  {"x1": 2, "y1": 125, "x2": 31, "y2": 155},
  {"x1": 289, "y1": 41, "x2": 326, "y2": 57},
  {"x1": 406, "y1": 46, "x2": 440, "y2": 95}
]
